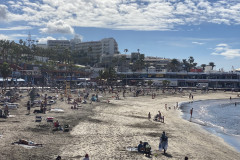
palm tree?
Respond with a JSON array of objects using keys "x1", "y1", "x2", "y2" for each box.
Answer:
[
  {"x1": 64, "y1": 48, "x2": 71, "y2": 64},
  {"x1": 167, "y1": 58, "x2": 181, "y2": 72},
  {"x1": 182, "y1": 59, "x2": 190, "y2": 72},
  {"x1": 193, "y1": 63, "x2": 198, "y2": 69},
  {"x1": 124, "y1": 49, "x2": 128, "y2": 54},
  {"x1": 19, "y1": 39, "x2": 23, "y2": 45},
  {"x1": 0, "y1": 62, "x2": 12, "y2": 90},
  {"x1": 0, "y1": 40, "x2": 10, "y2": 61},
  {"x1": 188, "y1": 56, "x2": 194, "y2": 64},
  {"x1": 201, "y1": 64, "x2": 206, "y2": 71},
  {"x1": 209, "y1": 62, "x2": 215, "y2": 70},
  {"x1": 162, "y1": 80, "x2": 170, "y2": 88}
]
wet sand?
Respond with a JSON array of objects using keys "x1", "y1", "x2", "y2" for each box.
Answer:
[{"x1": 1, "y1": 89, "x2": 240, "y2": 160}]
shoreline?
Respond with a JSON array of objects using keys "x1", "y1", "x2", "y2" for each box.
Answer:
[
  {"x1": 180, "y1": 98, "x2": 240, "y2": 153},
  {"x1": 1, "y1": 89, "x2": 240, "y2": 159}
]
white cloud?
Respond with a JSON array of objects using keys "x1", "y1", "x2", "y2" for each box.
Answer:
[
  {"x1": 0, "y1": 26, "x2": 33, "y2": 31},
  {"x1": 10, "y1": 34, "x2": 31, "y2": 38},
  {"x1": 3, "y1": 0, "x2": 240, "y2": 31},
  {"x1": 0, "y1": 5, "x2": 8, "y2": 20},
  {"x1": 0, "y1": 34, "x2": 9, "y2": 40},
  {"x1": 192, "y1": 41, "x2": 204, "y2": 45},
  {"x1": 0, "y1": 33, "x2": 33, "y2": 41},
  {"x1": 212, "y1": 44, "x2": 240, "y2": 59},
  {"x1": 217, "y1": 43, "x2": 228, "y2": 47},
  {"x1": 40, "y1": 20, "x2": 75, "y2": 34},
  {"x1": 37, "y1": 36, "x2": 56, "y2": 44}
]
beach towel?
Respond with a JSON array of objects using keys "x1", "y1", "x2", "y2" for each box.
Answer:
[
  {"x1": 126, "y1": 147, "x2": 138, "y2": 152},
  {"x1": 12, "y1": 140, "x2": 42, "y2": 148},
  {"x1": 50, "y1": 109, "x2": 64, "y2": 113}
]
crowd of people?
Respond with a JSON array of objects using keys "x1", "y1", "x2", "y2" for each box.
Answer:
[{"x1": 1, "y1": 84, "x2": 209, "y2": 159}]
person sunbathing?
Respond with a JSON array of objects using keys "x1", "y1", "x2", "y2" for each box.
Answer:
[
  {"x1": 54, "y1": 120, "x2": 62, "y2": 130},
  {"x1": 137, "y1": 141, "x2": 144, "y2": 153},
  {"x1": 12, "y1": 139, "x2": 42, "y2": 146},
  {"x1": 54, "y1": 120, "x2": 60, "y2": 127}
]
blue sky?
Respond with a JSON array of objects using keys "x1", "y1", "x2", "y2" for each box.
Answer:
[{"x1": 1, "y1": 0, "x2": 240, "y2": 71}]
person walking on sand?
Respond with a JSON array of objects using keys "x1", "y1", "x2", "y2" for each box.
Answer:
[
  {"x1": 4, "y1": 104, "x2": 9, "y2": 117},
  {"x1": 159, "y1": 131, "x2": 168, "y2": 154},
  {"x1": 148, "y1": 112, "x2": 151, "y2": 120},
  {"x1": 27, "y1": 101, "x2": 31, "y2": 115}
]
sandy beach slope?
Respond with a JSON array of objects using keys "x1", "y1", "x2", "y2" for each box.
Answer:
[{"x1": 1, "y1": 89, "x2": 240, "y2": 160}]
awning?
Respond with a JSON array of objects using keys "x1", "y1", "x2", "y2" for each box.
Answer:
[{"x1": 0, "y1": 78, "x2": 25, "y2": 82}]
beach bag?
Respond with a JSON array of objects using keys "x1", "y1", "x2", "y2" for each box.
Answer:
[
  {"x1": 63, "y1": 124, "x2": 69, "y2": 132},
  {"x1": 145, "y1": 144, "x2": 151, "y2": 152},
  {"x1": 159, "y1": 143, "x2": 162, "y2": 150}
]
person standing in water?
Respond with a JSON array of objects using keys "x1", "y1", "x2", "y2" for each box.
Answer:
[{"x1": 190, "y1": 108, "x2": 193, "y2": 118}]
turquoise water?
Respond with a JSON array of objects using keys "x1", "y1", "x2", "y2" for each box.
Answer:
[{"x1": 181, "y1": 99, "x2": 240, "y2": 152}]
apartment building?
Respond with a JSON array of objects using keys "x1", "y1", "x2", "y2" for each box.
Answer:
[
  {"x1": 144, "y1": 57, "x2": 171, "y2": 72},
  {"x1": 101, "y1": 38, "x2": 119, "y2": 55},
  {"x1": 47, "y1": 40, "x2": 70, "y2": 53}
]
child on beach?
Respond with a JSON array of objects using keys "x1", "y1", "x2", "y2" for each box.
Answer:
[{"x1": 165, "y1": 104, "x2": 167, "y2": 110}]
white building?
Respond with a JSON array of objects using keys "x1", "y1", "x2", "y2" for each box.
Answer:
[
  {"x1": 101, "y1": 38, "x2": 119, "y2": 55},
  {"x1": 75, "y1": 38, "x2": 119, "y2": 55},
  {"x1": 36, "y1": 44, "x2": 47, "y2": 49},
  {"x1": 75, "y1": 41, "x2": 102, "y2": 55},
  {"x1": 47, "y1": 40, "x2": 70, "y2": 53},
  {"x1": 70, "y1": 35, "x2": 82, "y2": 51}
]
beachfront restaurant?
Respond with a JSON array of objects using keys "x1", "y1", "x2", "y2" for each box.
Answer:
[{"x1": 117, "y1": 72, "x2": 240, "y2": 89}]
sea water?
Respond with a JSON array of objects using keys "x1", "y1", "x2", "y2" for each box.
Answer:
[{"x1": 181, "y1": 99, "x2": 240, "y2": 152}]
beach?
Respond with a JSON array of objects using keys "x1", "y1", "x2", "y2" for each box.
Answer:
[{"x1": 1, "y1": 88, "x2": 240, "y2": 160}]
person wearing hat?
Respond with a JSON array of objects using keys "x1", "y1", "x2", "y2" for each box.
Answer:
[{"x1": 83, "y1": 153, "x2": 89, "y2": 160}]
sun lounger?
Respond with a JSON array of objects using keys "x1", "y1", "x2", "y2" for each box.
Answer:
[
  {"x1": 35, "y1": 116, "x2": 42, "y2": 122},
  {"x1": 46, "y1": 117, "x2": 54, "y2": 122}
]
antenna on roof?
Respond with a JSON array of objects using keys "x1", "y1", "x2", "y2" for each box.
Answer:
[{"x1": 27, "y1": 32, "x2": 32, "y2": 48}]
